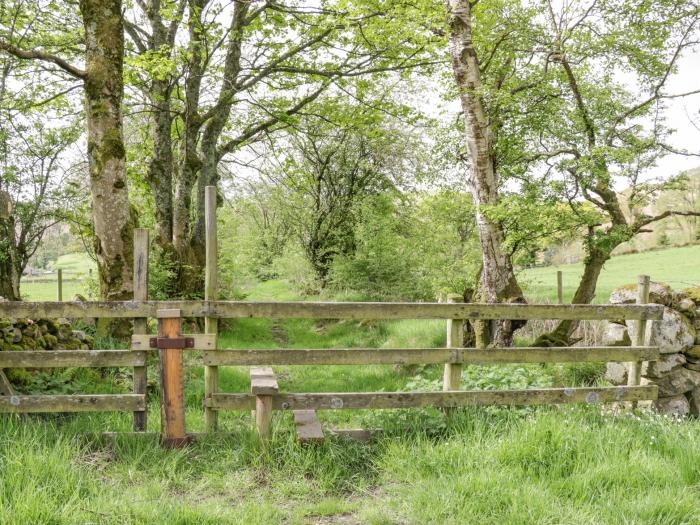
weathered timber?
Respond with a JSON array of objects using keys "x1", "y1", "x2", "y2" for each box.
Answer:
[
  {"x1": 557, "y1": 271, "x2": 564, "y2": 304},
  {"x1": 293, "y1": 410, "x2": 325, "y2": 444},
  {"x1": 251, "y1": 366, "x2": 277, "y2": 441},
  {"x1": 0, "y1": 301, "x2": 664, "y2": 320},
  {"x1": 204, "y1": 186, "x2": 219, "y2": 431},
  {"x1": 328, "y1": 428, "x2": 381, "y2": 441},
  {"x1": 203, "y1": 346, "x2": 659, "y2": 366},
  {"x1": 0, "y1": 394, "x2": 145, "y2": 413},
  {"x1": 0, "y1": 350, "x2": 146, "y2": 368},
  {"x1": 206, "y1": 385, "x2": 658, "y2": 411},
  {"x1": 57, "y1": 269, "x2": 63, "y2": 301},
  {"x1": 131, "y1": 333, "x2": 216, "y2": 350},
  {"x1": 157, "y1": 310, "x2": 187, "y2": 446},
  {"x1": 255, "y1": 395, "x2": 274, "y2": 442},
  {"x1": 133, "y1": 228, "x2": 149, "y2": 431},
  {"x1": 0, "y1": 370, "x2": 15, "y2": 395},
  {"x1": 443, "y1": 296, "x2": 463, "y2": 391},
  {"x1": 628, "y1": 275, "x2": 651, "y2": 402}
]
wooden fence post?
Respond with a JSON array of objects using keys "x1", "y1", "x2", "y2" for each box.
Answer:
[
  {"x1": 557, "y1": 271, "x2": 563, "y2": 304},
  {"x1": 443, "y1": 295, "x2": 464, "y2": 391},
  {"x1": 158, "y1": 309, "x2": 188, "y2": 447},
  {"x1": 57, "y1": 269, "x2": 63, "y2": 301},
  {"x1": 204, "y1": 185, "x2": 219, "y2": 432},
  {"x1": 628, "y1": 275, "x2": 651, "y2": 407},
  {"x1": 132, "y1": 228, "x2": 149, "y2": 431}
]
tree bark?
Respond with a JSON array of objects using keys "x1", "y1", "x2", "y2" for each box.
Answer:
[
  {"x1": 446, "y1": 0, "x2": 524, "y2": 346},
  {"x1": 80, "y1": 0, "x2": 134, "y2": 307}
]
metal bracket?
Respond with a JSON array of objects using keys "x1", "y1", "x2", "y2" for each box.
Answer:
[{"x1": 149, "y1": 337, "x2": 195, "y2": 349}]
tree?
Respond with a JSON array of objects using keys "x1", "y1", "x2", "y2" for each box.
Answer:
[
  {"x1": 0, "y1": 113, "x2": 81, "y2": 300},
  {"x1": 258, "y1": 99, "x2": 419, "y2": 283},
  {"x1": 519, "y1": 0, "x2": 700, "y2": 344},
  {"x1": 123, "y1": 0, "x2": 441, "y2": 293},
  {"x1": 445, "y1": 0, "x2": 542, "y2": 346},
  {"x1": 0, "y1": 0, "x2": 136, "y2": 304}
]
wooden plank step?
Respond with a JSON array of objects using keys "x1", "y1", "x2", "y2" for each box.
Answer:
[
  {"x1": 293, "y1": 410, "x2": 324, "y2": 444},
  {"x1": 250, "y1": 367, "x2": 278, "y2": 395},
  {"x1": 328, "y1": 428, "x2": 381, "y2": 442}
]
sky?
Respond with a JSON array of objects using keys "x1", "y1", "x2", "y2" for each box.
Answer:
[{"x1": 650, "y1": 49, "x2": 700, "y2": 179}]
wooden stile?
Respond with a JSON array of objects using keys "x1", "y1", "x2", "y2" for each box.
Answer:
[
  {"x1": 443, "y1": 295, "x2": 464, "y2": 391},
  {"x1": 133, "y1": 228, "x2": 149, "y2": 431},
  {"x1": 293, "y1": 410, "x2": 325, "y2": 444},
  {"x1": 204, "y1": 186, "x2": 219, "y2": 432},
  {"x1": 157, "y1": 309, "x2": 188, "y2": 447},
  {"x1": 251, "y1": 367, "x2": 277, "y2": 441}
]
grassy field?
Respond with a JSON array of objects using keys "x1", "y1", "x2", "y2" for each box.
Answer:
[
  {"x1": 20, "y1": 253, "x2": 96, "y2": 301},
  {"x1": 520, "y1": 244, "x2": 700, "y2": 303},
  {"x1": 3, "y1": 278, "x2": 700, "y2": 523}
]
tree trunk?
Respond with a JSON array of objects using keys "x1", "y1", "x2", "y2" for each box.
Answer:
[
  {"x1": 446, "y1": 0, "x2": 524, "y2": 346},
  {"x1": 540, "y1": 250, "x2": 610, "y2": 346},
  {"x1": 148, "y1": 80, "x2": 174, "y2": 248},
  {"x1": 80, "y1": 0, "x2": 134, "y2": 336}
]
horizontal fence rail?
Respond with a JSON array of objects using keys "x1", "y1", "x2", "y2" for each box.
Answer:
[
  {"x1": 0, "y1": 301, "x2": 664, "y2": 320},
  {"x1": 203, "y1": 346, "x2": 660, "y2": 366},
  {"x1": 0, "y1": 394, "x2": 146, "y2": 413},
  {"x1": 205, "y1": 385, "x2": 658, "y2": 411},
  {"x1": 0, "y1": 350, "x2": 146, "y2": 368}
]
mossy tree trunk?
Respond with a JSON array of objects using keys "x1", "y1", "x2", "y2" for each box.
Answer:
[{"x1": 80, "y1": 0, "x2": 135, "y2": 335}]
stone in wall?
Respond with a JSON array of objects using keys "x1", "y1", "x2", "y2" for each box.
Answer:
[
  {"x1": 652, "y1": 367, "x2": 700, "y2": 397},
  {"x1": 626, "y1": 307, "x2": 695, "y2": 354},
  {"x1": 688, "y1": 388, "x2": 700, "y2": 417},
  {"x1": 610, "y1": 282, "x2": 674, "y2": 307},
  {"x1": 654, "y1": 395, "x2": 690, "y2": 417},
  {"x1": 643, "y1": 353, "x2": 686, "y2": 378},
  {"x1": 0, "y1": 317, "x2": 95, "y2": 385}
]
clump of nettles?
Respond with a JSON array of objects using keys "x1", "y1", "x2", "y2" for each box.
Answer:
[{"x1": 0, "y1": 317, "x2": 94, "y2": 384}]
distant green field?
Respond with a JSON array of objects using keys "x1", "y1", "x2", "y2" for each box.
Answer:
[
  {"x1": 20, "y1": 252, "x2": 95, "y2": 301},
  {"x1": 520, "y1": 244, "x2": 700, "y2": 303}
]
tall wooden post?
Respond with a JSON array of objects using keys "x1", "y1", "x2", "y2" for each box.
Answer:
[
  {"x1": 204, "y1": 186, "x2": 219, "y2": 432},
  {"x1": 132, "y1": 228, "x2": 149, "y2": 431},
  {"x1": 628, "y1": 275, "x2": 651, "y2": 407},
  {"x1": 158, "y1": 309, "x2": 188, "y2": 447},
  {"x1": 443, "y1": 295, "x2": 464, "y2": 391},
  {"x1": 557, "y1": 271, "x2": 563, "y2": 304},
  {"x1": 57, "y1": 269, "x2": 63, "y2": 301}
]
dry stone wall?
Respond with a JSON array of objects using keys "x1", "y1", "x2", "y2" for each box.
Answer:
[{"x1": 604, "y1": 284, "x2": 700, "y2": 416}]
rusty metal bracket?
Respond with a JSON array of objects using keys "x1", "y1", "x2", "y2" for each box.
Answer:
[{"x1": 149, "y1": 336, "x2": 195, "y2": 349}]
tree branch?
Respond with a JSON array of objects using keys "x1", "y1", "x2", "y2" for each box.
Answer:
[{"x1": 0, "y1": 40, "x2": 86, "y2": 79}]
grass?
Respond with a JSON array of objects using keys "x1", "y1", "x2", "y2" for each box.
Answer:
[
  {"x1": 20, "y1": 252, "x2": 96, "y2": 301},
  {"x1": 4, "y1": 247, "x2": 700, "y2": 523},
  {"x1": 520, "y1": 244, "x2": 700, "y2": 303},
  {"x1": 2, "y1": 407, "x2": 699, "y2": 524}
]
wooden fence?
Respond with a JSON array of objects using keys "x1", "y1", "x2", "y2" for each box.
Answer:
[{"x1": 0, "y1": 187, "x2": 663, "y2": 446}]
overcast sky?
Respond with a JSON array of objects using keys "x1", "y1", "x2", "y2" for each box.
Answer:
[{"x1": 650, "y1": 49, "x2": 700, "y2": 178}]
